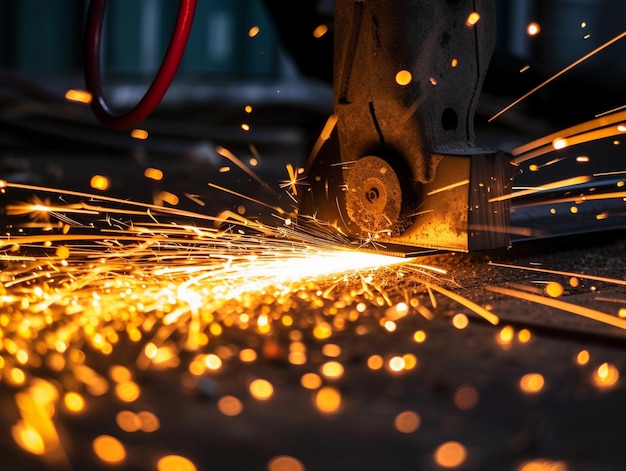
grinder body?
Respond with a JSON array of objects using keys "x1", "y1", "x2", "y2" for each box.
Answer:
[{"x1": 300, "y1": 0, "x2": 515, "y2": 253}]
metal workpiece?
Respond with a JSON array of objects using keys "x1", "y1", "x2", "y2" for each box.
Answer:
[{"x1": 301, "y1": 0, "x2": 514, "y2": 253}]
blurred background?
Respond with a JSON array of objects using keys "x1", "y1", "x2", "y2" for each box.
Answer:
[{"x1": 0, "y1": 0, "x2": 624, "y2": 159}]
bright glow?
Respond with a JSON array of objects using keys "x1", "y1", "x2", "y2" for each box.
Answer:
[
  {"x1": 395, "y1": 70, "x2": 412, "y2": 86},
  {"x1": 131, "y1": 129, "x2": 149, "y2": 140},
  {"x1": 157, "y1": 455, "x2": 197, "y2": 471},
  {"x1": 466, "y1": 12, "x2": 480, "y2": 26},
  {"x1": 545, "y1": 282, "x2": 564, "y2": 298},
  {"x1": 144, "y1": 167, "x2": 164, "y2": 181},
  {"x1": 452, "y1": 313, "x2": 469, "y2": 329},
  {"x1": 250, "y1": 379, "x2": 274, "y2": 400},
  {"x1": 313, "y1": 24, "x2": 328, "y2": 38},
  {"x1": 315, "y1": 386, "x2": 341, "y2": 414},
  {"x1": 321, "y1": 361, "x2": 344, "y2": 379},
  {"x1": 90, "y1": 175, "x2": 110, "y2": 191},
  {"x1": 434, "y1": 441, "x2": 467, "y2": 468},
  {"x1": 65, "y1": 89, "x2": 92, "y2": 104},
  {"x1": 527, "y1": 22, "x2": 540, "y2": 36},
  {"x1": 93, "y1": 435, "x2": 126, "y2": 464},
  {"x1": 576, "y1": 350, "x2": 590, "y2": 365},
  {"x1": 248, "y1": 26, "x2": 260, "y2": 37},
  {"x1": 593, "y1": 362, "x2": 619, "y2": 389},
  {"x1": 520, "y1": 373, "x2": 545, "y2": 393}
]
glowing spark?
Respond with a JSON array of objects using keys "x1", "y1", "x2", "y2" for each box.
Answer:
[
  {"x1": 520, "y1": 373, "x2": 545, "y2": 393},
  {"x1": 490, "y1": 31, "x2": 626, "y2": 122},
  {"x1": 144, "y1": 167, "x2": 164, "y2": 181},
  {"x1": 313, "y1": 24, "x2": 328, "y2": 38},
  {"x1": 426, "y1": 179, "x2": 469, "y2": 196},
  {"x1": 395, "y1": 70, "x2": 412, "y2": 86},
  {"x1": 90, "y1": 175, "x2": 110, "y2": 191},
  {"x1": 527, "y1": 22, "x2": 540, "y2": 36},
  {"x1": 131, "y1": 129, "x2": 149, "y2": 140},
  {"x1": 593, "y1": 362, "x2": 619, "y2": 389},
  {"x1": 466, "y1": 12, "x2": 480, "y2": 26},
  {"x1": 248, "y1": 26, "x2": 260, "y2": 37},
  {"x1": 65, "y1": 89, "x2": 92, "y2": 104},
  {"x1": 434, "y1": 441, "x2": 467, "y2": 468},
  {"x1": 487, "y1": 286, "x2": 626, "y2": 330},
  {"x1": 489, "y1": 176, "x2": 592, "y2": 202}
]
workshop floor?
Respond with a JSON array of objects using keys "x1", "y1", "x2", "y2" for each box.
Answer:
[{"x1": 2, "y1": 92, "x2": 626, "y2": 471}]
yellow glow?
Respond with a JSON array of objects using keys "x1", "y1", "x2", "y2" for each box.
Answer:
[
  {"x1": 131, "y1": 129, "x2": 149, "y2": 140},
  {"x1": 12, "y1": 423, "x2": 45, "y2": 455},
  {"x1": 367, "y1": 355, "x2": 384, "y2": 370},
  {"x1": 497, "y1": 325, "x2": 515, "y2": 345},
  {"x1": 452, "y1": 313, "x2": 469, "y2": 329},
  {"x1": 593, "y1": 362, "x2": 619, "y2": 389},
  {"x1": 157, "y1": 191, "x2": 179, "y2": 206},
  {"x1": 116, "y1": 410, "x2": 141, "y2": 432},
  {"x1": 315, "y1": 386, "x2": 341, "y2": 414},
  {"x1": 321, "y1": 361, "x2": 344, "y2": 379},
  {"x1": 413, "y1": 330, "x2": 426, "y2": 343},
  {"x1": 268, "y1": 455, "x2": 305, "y2": 471},
  {"x1": 313, "y1": 322, "x2": 332, "y2": 339},
  {"x1": 545, "y1": 282, "x2": 564, "y2": 298},
  {"x1": 157, "y1": 455, "x2": 197, "y2": 471},
  {"x1": 90, "y1": 175, "x2": 110, "y2": 191},
  {"x1": 395, "y1": 70, "x2": 412, "y2": 86},
  {"x1": 56, "y1": 246, "x2": 70, "y2": 260},
  {"x1": 144, "y1": 167, "x2": 164, "y2": 181},
  {"x1": 204, "y1": 354, "x2": 222, "y2": 370},
  {"x1": 403, "y1": 354, "x2": 418, "y2": 370},
  {"x1": 434, "y1": 441, "x2": 467, "y2": 468},
  {"x1": 519, "y1": 459, "x2": 568, "y2": 471},
  {"x1": 248, "y1": 26, "x2": 260, "y2": 37},
  {"x1": 241, "y1": 123, "x2": 250, "y2": 131},
  {"x1": 93, "y1": 435, "x2": 126, "y2": 464},
  {"x1": 520, "y1": 373, "x2": 545, "y2": 393},
  {"x1": 313, "y1": 24, "x2": 328, "y2": 38},
  {"x1": 301, "y1": 373, "x2": 322, "y2": 390},
  {"x1": 394, "y1": 411, "x2": 421, "y2": 433},
  {"x1": 138, "y1": 411, "x2": 160, "y2": 432},
  {"x1": 63, "y1": 392, "x2": 85, "y2": 412},
  {"x1": 453, "y1": 384, "x2": 479, "y2": 410},
  {"x1": 322, "y1": 343, "x2": 341, "y2": 357},
  {"x1": 115, "y1": 381, "x2": 140, "y2": 402},
  {"x1": 552, "y1": 138, "x2": 567, "y2": 149},
  {"x1": 388, "y1": 356, "x2": 405, "y2": 372},
  {"x1": 239, "y1": 348, "x2": 257, "y2": 362},
  {"x1": 451, "y1": 58, "x2": 458, "y2": 68},
  {"x1": 65, "y1": 89, "x2": 92, "y2": 104},
  {"x1": 518, "y1": 329, "x2": 532, "y2": 343},
  {"x1": 576, "y1": 350, "x2": 590, "y2": 365},
  {"x1": 217, "y1": 395, "x2": 243, "y2": 416},
  {"x1": 466, "y1": 12, "x2": 480, "y2": 26},
  {"x1": 527, "y1": 22, "x2": 540, "y2": 36},
  {"x1": 249, "y1": 379, "x2": 273, "y2": 400},
  {"x1": 109, "y1": 365, "x2": 132, "y2": 383}
]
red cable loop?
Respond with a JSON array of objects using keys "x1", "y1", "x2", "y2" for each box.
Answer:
[{"x1": 84, "y1": 0, "x2": 197, "y2": 131}]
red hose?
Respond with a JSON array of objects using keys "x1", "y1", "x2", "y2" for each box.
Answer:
[{"x1": 84, "y1": 0, "x2": 197, "y2": 131}]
